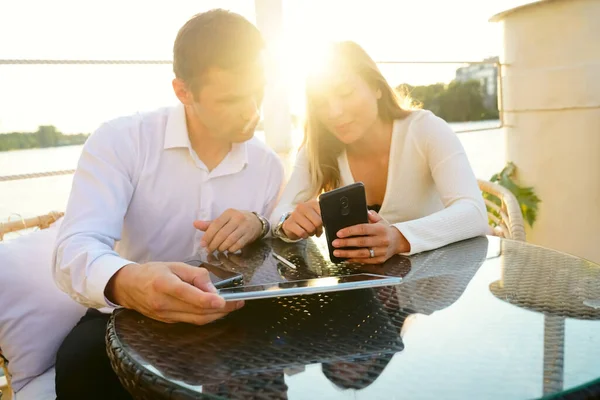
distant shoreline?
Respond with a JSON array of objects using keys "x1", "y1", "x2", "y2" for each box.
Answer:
[
  {"x1": 0, "y1": 118, "x2": 501, "y2": 153},
  {"x1": 0, "y1": 143, "x2": 86, "y2": 153},
  {"x1": 0, "y1": 126, "x2": 88, "y2": 152}
]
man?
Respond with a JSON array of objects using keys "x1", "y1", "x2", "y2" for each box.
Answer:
[{"x1": 52, "y1": 9, "x2": 284, "y2": 399}]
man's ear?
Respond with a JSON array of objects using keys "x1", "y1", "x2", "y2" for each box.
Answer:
[{"x1": 172, "y1": 78, "x2": 194, "y2": 106}]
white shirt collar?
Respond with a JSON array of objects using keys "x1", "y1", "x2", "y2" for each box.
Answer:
[
  {"x1": 164, "y1": 103, "x2": 249, "y2": 174},
  {"x1": 164, "y1": 103, "x2": 191, "y2": 150}
]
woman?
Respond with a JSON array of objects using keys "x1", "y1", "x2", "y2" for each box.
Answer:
[{"x1": 270, "y1": 41, "x2": 489, "y2": 263}]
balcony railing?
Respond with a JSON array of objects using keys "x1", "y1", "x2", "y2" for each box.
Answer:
[{"x1": 0, "y1": 58, "x2": 504, "y2": 182}]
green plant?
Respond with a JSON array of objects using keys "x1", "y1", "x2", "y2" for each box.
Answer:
[{"x1": 484, "y1": 162, "x2": 541, "y2": 227}]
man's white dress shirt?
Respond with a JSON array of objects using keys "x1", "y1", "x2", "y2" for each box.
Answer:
[{"x1": 53, "y1": 104, "x2": 284, "y2": 309}]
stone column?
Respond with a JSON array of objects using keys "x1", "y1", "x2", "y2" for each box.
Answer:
[
  {"x1": 492, "y1": 0, "x2": 600, "y2": 262},
  {"x1": 254, "y1": 0, "x2": 293, "y2": 153}
]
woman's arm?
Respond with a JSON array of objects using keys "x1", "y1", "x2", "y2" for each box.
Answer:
[{"x1": 393, "y1": 113, "x2": 490, "y2": 255}]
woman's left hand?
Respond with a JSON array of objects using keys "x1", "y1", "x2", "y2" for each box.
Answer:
[{"x1": 332, "y1": 211, "x2": 410, "y2": 264}]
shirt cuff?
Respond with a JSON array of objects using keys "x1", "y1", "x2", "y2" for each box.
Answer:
[
  {"x1": 87, "y1": 253, "x2": 136, "y2": 308},
  {"x1": 393, "y1": 221, "x2": 426, "y2": 256}
]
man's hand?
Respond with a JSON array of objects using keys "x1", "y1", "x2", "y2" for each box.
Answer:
[
  {"x1": 193, "y1": 209, "x2": 263, "y2": 253},
  {"x1": 282, "y1": 199, "x2": 323, "y2": 240},
  {"x1": 105, "y1": 262, "x2": 243, "y2": 325}
]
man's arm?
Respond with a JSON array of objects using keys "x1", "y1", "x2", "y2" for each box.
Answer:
[
  {"x1": 53, "y1": 121, "x2": 240, "y2": 324},
  {"x1": 52, "y1": 121, "x2": 138, "y2": 308},
  {"x1": 193, "y1": 152, "x2": 286, "y2": 252}
]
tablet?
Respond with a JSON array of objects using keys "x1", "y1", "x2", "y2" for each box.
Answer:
[
  {"x1": 218, "y1": 273, "x2": 401, "y2": 301},
  {"x1": 184, "y1": 259, "x2": 243, "y2": 289}
]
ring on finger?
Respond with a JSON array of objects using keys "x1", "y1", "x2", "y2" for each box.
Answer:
[{"x1": 369, "y1": 248, "x2": 375, "y2": 258}]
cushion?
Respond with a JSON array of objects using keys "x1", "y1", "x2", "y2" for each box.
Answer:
[
  {"x1": 13, "y1": 366, "x2": 55, "y2": 400},
  {"x1": 0, "y1": 219, "x2": 87, "y2": 393}
]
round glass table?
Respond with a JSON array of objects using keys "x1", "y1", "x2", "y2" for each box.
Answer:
[{"x1": 106, "y1": 236, "x2": 600, "y2": 399}]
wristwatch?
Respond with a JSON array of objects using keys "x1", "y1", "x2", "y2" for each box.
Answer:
[
  {"x1": 272, "y1": 211, "x2": 302, "y2": 243},
  {"x1": 252, "y1": 212, "x2": 270, "y2": 239}
]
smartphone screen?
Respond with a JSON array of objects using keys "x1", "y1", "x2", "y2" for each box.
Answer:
[
  {"x1": 184, "y1": 260, "x2": 243, "y2": 288},
  {"x1": 218, "y1": 273, "x2": 401, "y2": 301}
]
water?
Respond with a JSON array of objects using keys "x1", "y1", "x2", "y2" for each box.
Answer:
[
  {"x1": 0, "y1": 123, "x2": 505, "y2": 222},
  {"x1": 0, "y1": 145, "x2": 82, "y2": 222}
]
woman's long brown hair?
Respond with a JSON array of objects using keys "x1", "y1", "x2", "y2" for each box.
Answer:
[{"x1": 302, "y1": 41, "x2": 412, "y2": 200}]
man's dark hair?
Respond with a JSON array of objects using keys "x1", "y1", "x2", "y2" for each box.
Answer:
[{"x1": 173, "y1": 9, "x2": 264, "y2": 91}]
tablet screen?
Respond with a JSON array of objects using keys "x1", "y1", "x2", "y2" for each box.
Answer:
[
  {"x1": 184, "y1": 259, "x2": 243, "y2": 288},
  {"x1": 218, "y1": 273, "x2": 401, "y2": 301}
]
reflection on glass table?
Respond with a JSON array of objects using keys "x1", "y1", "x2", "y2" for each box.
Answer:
[{"x1": 107, "y1": 236, "x2": 600, "y2": 399}]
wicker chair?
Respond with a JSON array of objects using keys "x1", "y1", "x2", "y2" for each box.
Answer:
[
  {"x1": 0, "y1": 211, "x2": 64, "y2": 242},
  {"x1": 478, "y1": 179, "x2": 526, "y2": 242},
  {"x1": 0, "y1": 211, "x2": 64, "y2": 400}
]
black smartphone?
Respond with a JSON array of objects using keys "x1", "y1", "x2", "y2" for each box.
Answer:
[
  {"x1": 184, "y1": 259, "x2": 244, "y2": 289},
  {"x1": 318, "y1": 182, "x2": 369, "y2": 263}
]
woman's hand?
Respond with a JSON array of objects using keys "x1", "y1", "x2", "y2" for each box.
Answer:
[
  {"x1": 281, "y1": 199, "x2": 323, "y2": 240},
  {"x1": 332, "y1": 210, "x2": 411, "y2": 264}
]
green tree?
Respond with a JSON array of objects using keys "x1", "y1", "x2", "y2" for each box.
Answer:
[
  {"x1": 437, "y1": 80, "x2": 487, "y2": 122},
  {"x1": 0, "y1": 126, "x2": 89, "y2": 152},
  {"x1": 396, "y1": 80, "x2": 496, "y2": 122},
  {"x1": 398, "y1": 82, "x2": 445, "y2": 115},
  {"x1": 36, "y1": 125, "x2": 59, "y2": 147}
]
